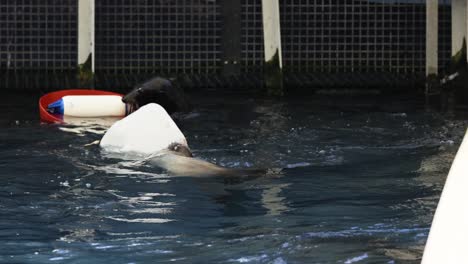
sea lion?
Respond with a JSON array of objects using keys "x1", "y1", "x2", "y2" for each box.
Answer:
[
  {"x1": 122, "y1": 77, "x2": 191, "y2": 114},
  {"x1": 99, "y1": 103, "x2": 266, "y2": 177},
  {"x1": 149, "y1": 143, "x2": 266, "y2": 177}
]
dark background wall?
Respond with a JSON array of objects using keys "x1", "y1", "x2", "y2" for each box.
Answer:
[{"x1": 0, "y1": 0, "x2": 452, "y2": 93}]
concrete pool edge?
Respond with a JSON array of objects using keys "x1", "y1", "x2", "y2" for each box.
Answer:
[{"x1": 422, "y1": 128, "x2": 468, "y2": 263}]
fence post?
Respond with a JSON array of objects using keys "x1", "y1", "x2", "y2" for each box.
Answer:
[
  {"x1": 78, "y1": 0, "x2": 95, "y2": 87},
  {"x1": 426, "y1": 0, "x2": 438, "y2": 77},
  {"x1": 261, "y1": 0, "x2": 283, "y2": 96},
  {"x1": 451, "y1": 0, "x2": 467, "y2": 60},
  {"x1": 425, "y1": 0, "x2": 439, "y2": 108}
]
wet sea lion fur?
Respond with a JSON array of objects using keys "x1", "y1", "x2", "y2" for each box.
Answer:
[
  {"x1": 122, "y1": 77, "x2": 191, "y2": 114},
  {"x1": 150, "y1": 143, "x2": 266, "y2": 177}
]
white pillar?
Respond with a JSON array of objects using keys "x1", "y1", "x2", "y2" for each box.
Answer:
[
  {"x1": 451, "y1": 0, "x2": 467, "y2": 57},
  {"x1": 261, "y1": 0, "x2": 282, "y2": 68},
  {"x1": 426, "y1": 0, "x2": 438, "y2": 76},
  {"x1": 78, "y1": 0, "x2": 95, "y2": 73},
  {"x1": 261, "y1": 0, "x2": 283, "y2": 95}
]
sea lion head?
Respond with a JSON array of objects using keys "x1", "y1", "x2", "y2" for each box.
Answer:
[
  {"x1": 167, "y1": 142, "x2": 193, "y2": 157},
  {"x1": 122, "y1": 77, "x2": 191, "y2": 114}
]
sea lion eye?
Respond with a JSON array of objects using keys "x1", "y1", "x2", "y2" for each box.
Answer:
[{"x1": 137, "y1": 87, "x2": 143, "y2": 94}]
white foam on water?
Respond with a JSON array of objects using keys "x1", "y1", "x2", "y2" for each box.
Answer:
[
  {"x1": 52, "y1": 249, "x2": 70, "y2": 255},
  {"x1": 50, "y1": 257, "x2": 67, "y2": 261},
  {"x1": 286, "y1": 162, "x2": 310, "y2": 168},
  {"x1": 344, "y1": 253, "x2": 369, "y2": 263},
  {"x1": 95, "y1": 245, "x2": 117, "y2": 250},
  {"x1": 229, "y1": 254, "x2": 268, "y2": 263},
  {"x1": 273, "y1": 257, "x2": 287, "y2": 264},
  {"x1": 106, "y1": 216, "x2": 174, "y2": 224}
]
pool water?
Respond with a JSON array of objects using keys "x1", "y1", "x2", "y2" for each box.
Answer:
[{"x1": 1, "y1": 92, "x2": 467, "y2": 263}]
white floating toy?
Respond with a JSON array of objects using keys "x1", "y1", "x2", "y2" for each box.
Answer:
[
  {"x1": 100, "y1": 103, "x2": 187, "y2": 154},
  {"x1": 48, "y1": 95, "x2": 127, "y2": 117}
]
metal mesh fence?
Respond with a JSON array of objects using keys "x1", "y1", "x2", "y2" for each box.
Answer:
[
  {"x1": 0, "y1": 0, "x2": 77, "y2": 70},
  {"x1": 0, "y1": 0, "x2": 455, "y2": 91},
  {"x1": 240, "y1": 0, "x2": 264, "y2": 72},
  {"x1": 95, "y1": 0, "x2": 221, "y2": 75},
  {"x1": 279, "y1": 0, "x2": 431, "y2": 75}
]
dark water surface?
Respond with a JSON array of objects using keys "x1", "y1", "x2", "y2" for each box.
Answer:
[{"x1": 1, "y1": 92, "x2": 467, "y2": 264}]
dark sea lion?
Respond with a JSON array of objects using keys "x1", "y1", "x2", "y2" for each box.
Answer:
[{"x1": 122, "y1": 77, "x2": 192, "y2": 114}]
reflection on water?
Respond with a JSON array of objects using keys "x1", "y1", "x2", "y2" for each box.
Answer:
[
  {"x1": 1, "y1": 93, "x2": 467, "y2": 263},
  {"x1": 58, "y1": 116, "x2": 121, "y2": 135},
  {"x1": 107, "y1": 191, "x2": 176, "y2": 224},
  {"x1": 261, "y1": 183, "x2": 290, "y2": 216}
]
